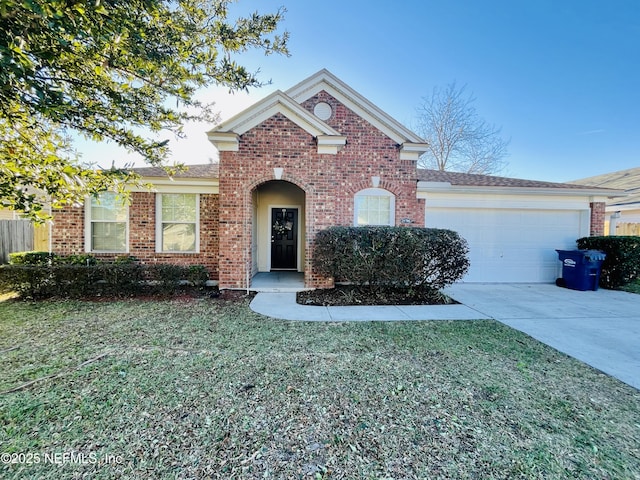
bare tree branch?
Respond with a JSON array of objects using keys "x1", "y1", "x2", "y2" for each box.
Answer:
[{"x1": 415, "y1": 83, "x2": 509, "y2": 174}]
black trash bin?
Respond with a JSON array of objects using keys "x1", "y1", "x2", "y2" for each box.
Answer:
[{"x1": 556, "y1": 249, "x2": 606, "y2": 291}]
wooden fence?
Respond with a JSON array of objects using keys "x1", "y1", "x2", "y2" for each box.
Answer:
[
  {"x1": 605, "y1": 221, "x2": 640, "y2": 237},
  {"x1": 616, "y1": 223, "x2": 640, "y2": 236},
  {"x1": 0, "y1": 220, "x2": 34, "y2": 263}
]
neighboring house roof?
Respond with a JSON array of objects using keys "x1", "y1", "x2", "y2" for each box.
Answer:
[
  {"x1": 418, "y1": 169, "x2": 624, "y2": 196},
  {"x1": 571, "y1": 167, "x2": 640, "y2": 208},
  {"x1": 207, "y1": 69, "x2": 428, "y2": 160}
]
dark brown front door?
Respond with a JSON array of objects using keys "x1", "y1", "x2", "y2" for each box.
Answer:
[{"x1": 271, "y1": 208, "x2": 298, "y2": 270}]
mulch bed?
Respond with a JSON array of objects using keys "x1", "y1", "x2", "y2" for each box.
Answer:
[{"x1": 296, "y1": 284, "x2": 457, "y2": 306}]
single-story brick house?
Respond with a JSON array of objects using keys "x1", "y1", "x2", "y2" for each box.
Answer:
[{"x1": 51, "y1": 69, "x2": 622, "y2": 287}]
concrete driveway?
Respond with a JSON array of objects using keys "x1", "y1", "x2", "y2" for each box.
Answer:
[{"x1": 445, "y1": 283, "x2": 640, "y2": 390}]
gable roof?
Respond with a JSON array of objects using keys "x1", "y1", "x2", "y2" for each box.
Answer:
[
  {"x1": 571, "y1": 167, "x2": 640, "y2": 207},
  {"x1": 286, "y1": 69, "x2": 426, "y2": 145},
  {"x1": 207, "y1": 69, "x2": 428, "y2": 159},
  {"x1": 209, "y1": 90, "x2": 341, "y2": 138},
  {"x1": 418, "y1": 169, "x2": 624, "y2": 196},
  {"x1": 207, "y1": 90, "x2": 347, "y2": 154}
]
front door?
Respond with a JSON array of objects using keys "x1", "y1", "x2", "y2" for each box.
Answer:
[{"x1": 271, "y1": 208, "x2": 298, "y2": 270}]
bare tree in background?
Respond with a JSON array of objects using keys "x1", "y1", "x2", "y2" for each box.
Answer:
[{"x1": 415, "y1": 83, "x2": 509, "y2": 174}]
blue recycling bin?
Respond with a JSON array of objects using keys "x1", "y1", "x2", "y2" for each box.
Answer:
[{"x1": 556, "y1": 250, "x2": 606, "y2": 291}]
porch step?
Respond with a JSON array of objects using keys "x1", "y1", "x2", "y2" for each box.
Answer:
[{"x1": 250, "y1": 271, "x2": 306, "y2": 292}]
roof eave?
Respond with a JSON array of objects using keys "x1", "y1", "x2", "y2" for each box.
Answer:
[
  {"x1": 127, "y1": 176, "x2": 219, "y2": 194},
  {"x1": 400, "y1": 143, "x2": 430, "y2": 160},
  {"x1": 416, "y1": 182, "x2": 626, "y2": 198}
]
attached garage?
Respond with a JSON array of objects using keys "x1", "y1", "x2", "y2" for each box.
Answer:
[
  {"x1": 418, "y1": 170, "x2": 621, "y2": 283},
  {"x1": 425, "y1": 204, "x2": 589, "y2": 282}
]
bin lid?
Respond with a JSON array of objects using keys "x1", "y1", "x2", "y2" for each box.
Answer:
[
  {"x1": 555, "y1": 249, "x2": 606, "y2": 261},
  {"x1": 583, "y1": 250, "x2": 606, "y2": 261}
]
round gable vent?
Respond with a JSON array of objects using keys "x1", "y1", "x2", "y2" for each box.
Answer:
[{"x1": 313, "y1": 102, "x2": 332, "y2": 121}]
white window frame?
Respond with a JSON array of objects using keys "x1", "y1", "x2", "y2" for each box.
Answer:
[
  {"x1": 84, "y1": 192, "x2": 129, "y2": 253},
  {"x1": 155, "y1": 193, "x2": 200, "y2": 253},
  {"x1": 353, "y1": 188, "x2": 396, "y2": 226}
]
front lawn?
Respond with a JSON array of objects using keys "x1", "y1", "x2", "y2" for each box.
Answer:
[{"x1": 0, "y1": 296, "x2": 639, "y2": 479}]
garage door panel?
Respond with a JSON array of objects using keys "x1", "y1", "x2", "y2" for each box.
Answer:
[{"x1": 426, "y1": 208, "x2": 584, "y2": 282}]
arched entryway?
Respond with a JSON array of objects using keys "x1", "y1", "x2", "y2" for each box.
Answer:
[{"x1": 251, "y1": 180, "x2": 306, "y2": 280}]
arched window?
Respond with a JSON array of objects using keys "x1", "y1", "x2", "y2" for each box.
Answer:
[{"x1": 354, "y1": 188, "x2": 395, "y2": 226}]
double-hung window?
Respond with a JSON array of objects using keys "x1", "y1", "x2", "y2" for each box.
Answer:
[
  {"x1": 86, "y1": 192, "x2": 128, "y2": 252},
  {"x1": 156, "y1": 193, "x2": 199, "y2": 252},
  {"x1": 354, "y1": 188, "x2": 395, "y2": 226}
]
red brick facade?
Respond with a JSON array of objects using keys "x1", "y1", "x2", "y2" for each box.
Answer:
[
  {"x1": 51, "y1": 192, "x2": 219, "y2": 277},
  {"x1": 217, "y1": 91, "x2": 425, "y2": 289}
]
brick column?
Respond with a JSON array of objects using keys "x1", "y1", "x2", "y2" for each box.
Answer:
[{"x1": 589, "y1": 202, "x2": 606, "y2": 236}]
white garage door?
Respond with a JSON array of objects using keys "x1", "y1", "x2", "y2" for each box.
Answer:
[{"x1": 426, "y1": 208, "x2": 587, "y2": 282}]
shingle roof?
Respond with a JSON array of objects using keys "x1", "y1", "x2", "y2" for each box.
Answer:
[
  {"x1": 129, "y1": 164, "x2": 622, "y2": 196},
  {"x1": 132, "y1": 163, "x2": 219, "y2": 178},
  {"x1": 571, "y1": 167, "x2": 640, "y2": 190},
  {"x1": 417, "y1": 169, "x2": 596, "y2": 190},
  {"x1": 571, "y1": 167, "x2": 640, "y2": 206}
]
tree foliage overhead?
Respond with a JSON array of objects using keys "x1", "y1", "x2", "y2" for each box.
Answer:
[
  {"x1": 415, "y1": 82, "x2": 509, "y2": 175},
  {"x1": 0, "y1": 0, "x2": 288, "y2": 220}
]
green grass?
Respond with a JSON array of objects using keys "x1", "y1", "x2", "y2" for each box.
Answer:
[
  {"x1": 621, "y1": 279, "x2": 640, "y2": 295},
  {"x1": 1, "y1": 296, "x2": 639, "y2": 479}
]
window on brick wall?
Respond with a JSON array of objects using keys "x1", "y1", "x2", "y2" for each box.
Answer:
[
  {"x1": 85, "y1": 192, "x2": 128, "y2": 252},
  {"x1": 354, "y1": 188, "x2": 395, "y2": 226},
  {"x1": 156, "y1": 193, "x2": 199, "y2": 253}
]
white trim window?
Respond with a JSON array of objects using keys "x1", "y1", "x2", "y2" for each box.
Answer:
[
  {"x1": 156, "y1": 193, "x2": 199, "y2": 253},
  {"x1": 354, "y1": 188, "x2": 395, "y2": 226},
  {"x1": 85, "y1": 192, "x2": 128, "y2": 252}
]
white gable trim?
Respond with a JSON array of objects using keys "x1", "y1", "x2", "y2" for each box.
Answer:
[
  {"x1": 317, "y1": 135, "x2": 347, "y2": 154},
  {"x1": 207, "y1": 91, "x2": 345, "y2": 154},
  {"x1": 207, "y1": 132, "x2": 239, "y2": 152},
  {"x1": 399, "y1": 142, "x2": 430, "y2": 160},
  {"x1": 286, "y1": 69, "x2": 426, "y2": 146}
]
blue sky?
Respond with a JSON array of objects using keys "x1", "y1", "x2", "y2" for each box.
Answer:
[{"x1": 82, "y1": 0, "x2": 640, "y2": 183}]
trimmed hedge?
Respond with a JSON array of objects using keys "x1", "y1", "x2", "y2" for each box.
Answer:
[
  {"x1": 313, "y1": 226, "x2": 469, "y2": 291},
  {"x1": 8, "y1": 251, "x2": 55, "y2": 265},
  {"x1": 0, "y1": 262, "x2": 210, "y2": 299},
  {"x1": 8, "y1": 251, "x2": 99, "y2": 266},
  {"x1": 576, "y1": 236, "x2": 640, "y2": 288}
]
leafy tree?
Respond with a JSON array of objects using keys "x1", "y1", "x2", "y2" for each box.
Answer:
[
  {"x1": 0, "y1": 0, "x2": 288, "y2": 220},
  {"x1": 415, "y1": 82, "x2": 509, "y2": 174}
]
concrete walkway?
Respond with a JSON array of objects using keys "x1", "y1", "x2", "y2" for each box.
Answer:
[
  {"x1": 250, "y1": 292, "x2": 490, "y2": 321},
  {"x1": 249, "y1": 284, "x2": 640, "y2": 389}
]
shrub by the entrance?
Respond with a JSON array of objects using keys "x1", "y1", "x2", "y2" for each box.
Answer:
[{"x1": 313, "y1": 226, "x2": 469, "y2": 292}]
